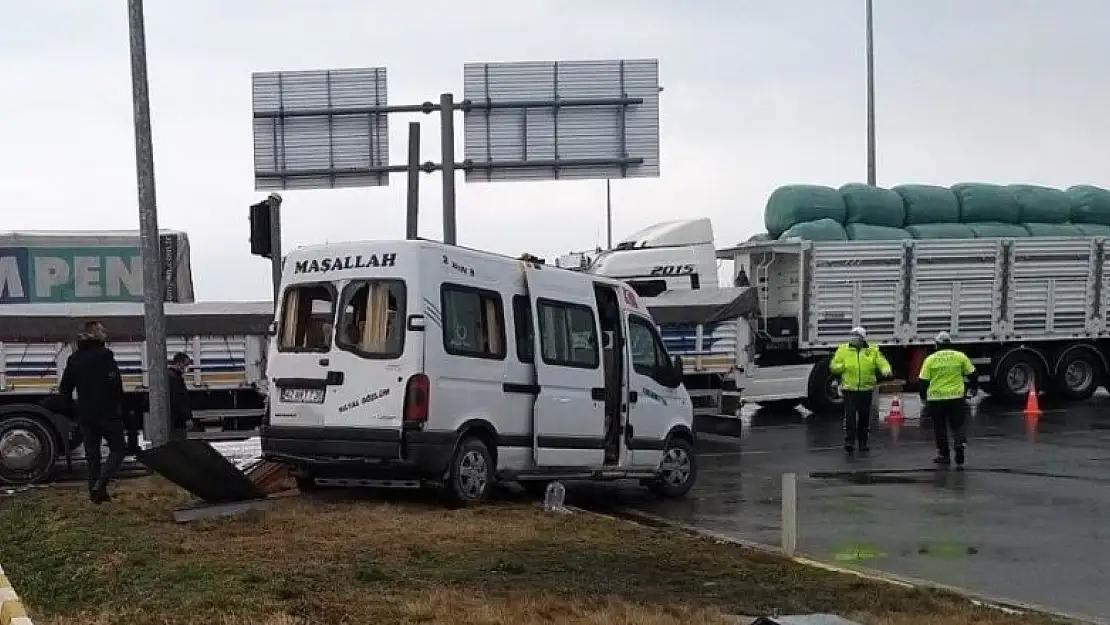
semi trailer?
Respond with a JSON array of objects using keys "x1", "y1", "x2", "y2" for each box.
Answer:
[
  {"x1": 0, "y1": 301, "x2": 272, "y2": 486},
  {"x1": 572, "y1": 218, "x2": 1110, "y2": 415}
]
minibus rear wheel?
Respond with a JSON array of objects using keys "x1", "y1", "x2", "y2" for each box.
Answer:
[{"x1": 444, "y1": 437, "x2": 494, "y2": 507}]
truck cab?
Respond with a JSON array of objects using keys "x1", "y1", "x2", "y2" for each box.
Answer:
[{"x1": 261, "y1": 240, "x2": 698, "y2": 505}]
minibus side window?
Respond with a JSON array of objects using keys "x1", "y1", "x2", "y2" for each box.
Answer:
[
  {"x1": 278, "y1": 284, "x2": 336, "y2": 352},
  {"x1": 441, "y1": 283, "x2": 506, "y2": 360},
  {"x1": 512, "y1": 295, "x2": 534, "y2": 363},
  {"x1": 536, "y1": 299, "x2": 599, "y2": 369},
  {"x1": 336, "y1": 280, "x2": 406, "y2": 359}
]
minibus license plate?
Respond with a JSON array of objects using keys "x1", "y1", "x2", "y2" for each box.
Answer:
[{"x1": 280, "y1": 387, "x2": 326, "y2": 404}]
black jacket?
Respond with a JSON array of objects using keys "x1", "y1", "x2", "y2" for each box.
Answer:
[
  {"x1": 58, "y1": 338, "x2": 124, "y2": 421},
  {"x1": 168, "y1": 367, "x2": 193, "y2": 428}
]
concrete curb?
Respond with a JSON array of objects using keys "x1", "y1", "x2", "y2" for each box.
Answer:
[
  {"x1": 0, "y1": 565, "x2": 33, "y2": 625},
  {"x1": 609, "y1": 507, "x2": 1105, "y2": 625}
]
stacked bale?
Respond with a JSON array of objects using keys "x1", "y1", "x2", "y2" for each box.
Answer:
[
  {"x1": 762, "y1": 183, "x2": 1110, "y2": 242},
  {"x1": 764, "y1": 185, "x2": 846, "y2": 237}
]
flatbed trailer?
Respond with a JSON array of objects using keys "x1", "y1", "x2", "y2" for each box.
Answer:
[
  {"x1": 624, "y1": 234, "x2": 1110, "y2": 415},
  {"x1": 0, "y1": 301, "x2": 273, "y2": 486}
]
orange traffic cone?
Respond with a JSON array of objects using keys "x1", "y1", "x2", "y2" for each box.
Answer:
[
  {"x1": 1024, "y1": 381, "x2": 1041, "y2": 442},
  {"x1": 887, "y1": 395, "x2": 905, "y2": 443}
]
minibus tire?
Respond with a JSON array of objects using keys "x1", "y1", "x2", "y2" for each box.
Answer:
[
  {"x1": 647, "y1": 437, "x2": 697, "y2": 500},
  {"x1": 444, "y1": 437, "x2": 494, "y2": 507}
]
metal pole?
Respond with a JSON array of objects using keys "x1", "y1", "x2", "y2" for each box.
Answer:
[
  {"x1": 606, "y1": 179, "x2": 613, "y2": 249},
  {"x1": 268, "y1": 194, "x2": 283, "y2": 304},
  {"x1": 782, "y1": 472, "x2": 797, "y2": 557},
  {"x1": 127, "y1": 0, "x2": 170, "y2": 448},
  {"x1": 865, "y1": 0, "x2": 877, "y2": 186},
  {"x1": 406, "y1": 122, "x2": 421, "y2": 240},
  {"x1": 439, "y1": 93, "x2": 457, "y2": 246}
]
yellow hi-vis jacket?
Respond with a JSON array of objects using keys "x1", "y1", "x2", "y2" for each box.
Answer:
[
  {"x1": 918, "y1": 348, "x2": 976, "y2": 401},
  {"x1": 829, "y1": 343, "x2": 893, "y2": 391}
]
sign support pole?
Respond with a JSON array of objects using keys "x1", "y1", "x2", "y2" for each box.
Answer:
[
  {"x1": 439, "y1": 93, "x2": 457, "y2": 246},
  {"x1": 267, "y1": 194, "x2": 283, "y2": 305},
  {"x1": 127, "y1": 0, "x2": 170, "y2": 448},
  {"x1": 405, "y1": 122, "x2": 421, "y2": 240}
]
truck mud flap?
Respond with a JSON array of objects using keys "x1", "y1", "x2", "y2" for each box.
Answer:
[{"x1": 137, "y1": 439, "x2": 265, "y2": 503}]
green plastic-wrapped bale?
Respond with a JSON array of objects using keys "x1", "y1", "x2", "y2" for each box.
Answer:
[
  {"x1": 764, "y1": 185, "x2": 846, "y2": 237},
  {"x1": 839, "y1": 183, "x2": 906, "y2": 228},
  {"x1": 1067, "y1": 185, "x2": 1110, "y2": 226},
  {"x1": 966, "y1": 222, "x2": 1029, "y2": 238},
  {"x1": 904, "y1": 223, "x2": 976, "y2": 239},
  {"x1": 1075, "y1": 224, "x2": 1110, "y2": 237},
  {"x1": 953, "y1": 183, "x2": 1020, "y2": 224},
  {"x1": 778, "y1": 219, "x2": 848, "y2": 242},
  {"x1": 1009, "y1": 184, "x2": 1072, "y2": 223},
  {"x1": 893, "y1": 184, "x2": 960, "y2": 225},
  {"x1": 845, "y1": 224, "x2": 911, "y2": 241},
  {"x1": 1022, "y1": 223, "x2": 1084, "y2": 237}
]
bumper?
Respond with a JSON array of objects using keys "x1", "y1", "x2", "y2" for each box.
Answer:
[{"x1": 260, "y1": 425, "x2": 457, "y2": 478}]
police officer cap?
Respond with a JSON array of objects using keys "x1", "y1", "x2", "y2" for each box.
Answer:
[
  {"x1": 850, "y1": 326, "x2": 867, "y2": 339},
  {"x1": 935, "y1": 331, "x2": 952, "y2": 344}
]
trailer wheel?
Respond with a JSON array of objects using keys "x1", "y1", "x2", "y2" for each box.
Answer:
[
  {"x1": 803, "y1": 358, "x2": 843, "y2": 414},
  {"x1": 1053, "y1": 348, "x2": 1102, "y2": 402},
  {"x1": 0, "y1": 414, "x2": 58, "y2": 487},
  {"x1": 992, "y1": 350, "x2": 1045, "y2": 404},
  {"x1": 444, "y1": 437, "x2": 494, "y2": 507}
]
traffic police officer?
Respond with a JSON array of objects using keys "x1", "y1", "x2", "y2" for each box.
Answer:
[
  {"x1": 918, "y1": 331, "x2": 977, "y2": 467},
  {"x1": 829, "y1": 326, "x2": 893, "y2": 455}
]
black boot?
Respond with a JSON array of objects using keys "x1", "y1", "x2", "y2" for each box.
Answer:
[
  {"x1": 91, "y1": 479, "x2": 111, "y2": 503},
  {"x1": 933, "y1": 454, "x2": 951, "y2": 466}
]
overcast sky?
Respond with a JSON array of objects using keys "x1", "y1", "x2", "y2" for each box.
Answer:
[{"x1": 3, "y1": 0, "x2": 1109, "y2": 301}]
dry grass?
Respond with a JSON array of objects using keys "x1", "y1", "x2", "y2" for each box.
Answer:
[{"x1": 1, "y1": 478, "x2": 1058, "y2": 625}]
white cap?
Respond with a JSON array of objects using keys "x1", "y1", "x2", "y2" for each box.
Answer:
[
  {"x1": 936, "y1": 331, "x2": 952, "y2": 343},
  {"x1": 850, "y1": 326, "x2": 867, "y2": 339}
]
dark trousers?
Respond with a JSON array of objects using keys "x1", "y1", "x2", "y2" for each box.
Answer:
[
  {"x1": 842, "y1": 390, "x2": 874, "y2": 449},
  {"x1": 81, "y1": 417, "x2": 127, "y2": 489},
  {"x1": 122, "y1": 408, "x2": 143, "y2": 454},
  {"x1": 928, "y1": 398, "x2": 968, "y2": 457}
]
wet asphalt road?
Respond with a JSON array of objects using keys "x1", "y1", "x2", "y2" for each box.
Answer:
[{"x1": 605, "y1": 395, "x2": 1110, "y2": 621}]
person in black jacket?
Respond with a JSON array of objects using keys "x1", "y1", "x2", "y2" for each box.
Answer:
[
  {"x1": 168, "y1": 352, "x2": 197, "y2": 438},
  {"x1": 57, "y1": 321, "x2": 127, "y2": 503}
]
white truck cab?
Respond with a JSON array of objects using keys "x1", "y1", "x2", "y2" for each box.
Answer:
[{"x1": 261, "y1": 239, "x2": 698, "y2": 505}]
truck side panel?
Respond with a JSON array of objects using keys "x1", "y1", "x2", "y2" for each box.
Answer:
[{"x1": 800, "y1": 237, "x2": 1110, "y2": 348}]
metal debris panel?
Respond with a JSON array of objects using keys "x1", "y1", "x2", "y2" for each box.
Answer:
[
  {"x1": 252, "y1": 67, "x2": 390, "y2": 191},
  {"x1": 462, "y1": 58, "x2": 660, "y2": 182}
]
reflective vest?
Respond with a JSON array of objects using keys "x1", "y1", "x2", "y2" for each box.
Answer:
[
  {"x1": 829, "y1": 343, "x2": 892, "y2": 392},
  {"x1": 919, "y1": 348, "x2": 975, "y2": 401}
]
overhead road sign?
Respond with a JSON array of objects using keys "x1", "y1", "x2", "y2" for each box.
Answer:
[
  {"x1": 462, "y1": 58, "x2": 660, "y2": 183},
  {"x1": 252, "y1": 67, "x2": 391, "y2": 191}
]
